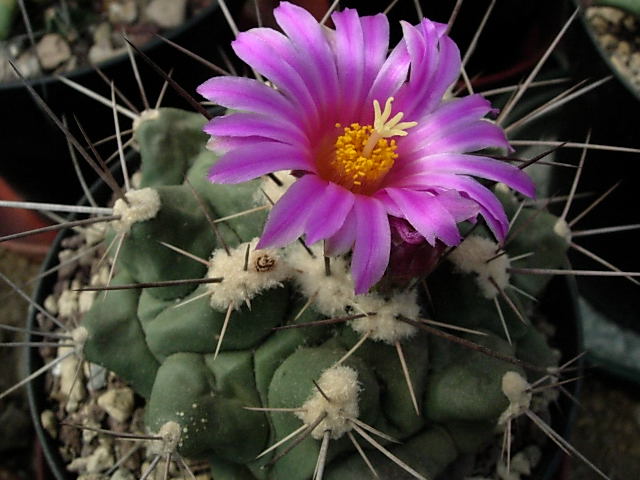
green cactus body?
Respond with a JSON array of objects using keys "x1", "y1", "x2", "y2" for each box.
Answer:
[{"x1": 79, "y1": 108, "x2": 570, "y2": 479}]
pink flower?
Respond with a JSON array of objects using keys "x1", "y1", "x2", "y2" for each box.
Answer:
[{"x1": 197, "y1": 2, "x2": 534, "y2": 294}]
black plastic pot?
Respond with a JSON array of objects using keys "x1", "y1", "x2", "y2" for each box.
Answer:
[
  {"x1": 26, "y1": 220, "x2": 585, "y2": 480},
  {"x1": 553, "y1": 1, "x2": 640, "y2": 346},
  {"x1": 0, "y1": 1, "x2": 240, "y2": 205}
]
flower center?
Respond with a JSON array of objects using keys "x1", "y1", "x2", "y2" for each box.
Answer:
[{"x1": 324, "y1": 98, "x2": 417, "y2": 195}]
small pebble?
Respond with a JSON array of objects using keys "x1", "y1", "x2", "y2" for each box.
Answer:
[
  {"x1": 110, "y1": 468, "x2": 135, "y2": 480},
  {"x1": 97, "y1": 387, "x2": 135, "y2": 423},
  {"x1": 14, "y1": 50, "x2": 40, "y2": 78},
  {"x1": 86, "y1": 363, "x2": 108, "y2": 391},
  {"x1": 617, "y1": 40, "x2": 632, "y2": 57},
  {"x1": 145, "y1": 0, "x2": 187, "y2": 29},
  {"x1": 108, "y1": 0, "x2": 138, "y2": 25},
  {"x1": 36, "y1": 33, "x2": 71, "y2": 70},
  {"x1": 58, "y1": 287, "x2": 79, "y2": 318},
  {"x1": 598, "y1": 6, "x2": 625, "y2": 24},
  {"x1": 599, "y1": 33, "x2": 618, "y2": 51},
  {"x1": 41, "y1": 409, "x2": 58, "y2": 439},
  {"x1": 44, "y1": 294, "x2": 59, "y2": 315}
]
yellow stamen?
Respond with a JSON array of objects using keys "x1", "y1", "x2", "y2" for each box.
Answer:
[
  {"x1": 331, "y1": 123, "x2": 397, "y2": 193},
  {"x1": 324, "y1": 97, "x2": 417, "y2": 195}
]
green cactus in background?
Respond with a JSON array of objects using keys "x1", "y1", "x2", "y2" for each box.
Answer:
[
  {"x1": 0, "y1": 0, "x2": 17, "y2": 40},
  {"x1": 72, "y1": 107, "x2": 570, "y2": 480}
]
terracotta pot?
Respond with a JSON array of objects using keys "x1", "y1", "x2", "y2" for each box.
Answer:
[{"x1": 0, "y1": 175, "x2": 55, "y2": 257}]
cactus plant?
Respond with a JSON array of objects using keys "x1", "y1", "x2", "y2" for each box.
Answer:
[
  {"x1": 4, "y1": 1, "x2": 628, "y2": 480},
  {"x1": 68, "y1": 101, "x2": 572, "y2": 480}
]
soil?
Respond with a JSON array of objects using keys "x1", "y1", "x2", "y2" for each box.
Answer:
[
  {"x1": 586, "y1": 6, "x2": 640, "y2": 93},
  {"x1": 1, "y1": 0, "x2": 215, "y2": 83}
]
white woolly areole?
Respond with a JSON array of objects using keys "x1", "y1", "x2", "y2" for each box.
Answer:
[
  {"x1": 449, "y1": 235, "x2": 510, "y2": 299},
  {"x1": 132, "y1": 108, "x2": 160, "y2": 134},
  {"x1": 553, "y1": 218, "x2": 572, "y2": 243},
  {"x1": 350, "y1": 291, "x2": 419, "y2": 344},
  {"x1": 286, "y1": 244, "x2": 357, "y2": 317},
  {"x1": 498, "y1": 371, "x2": 532, "y2": 426},
  {"x1": 83, "y1": 222, "x2": 108, "y2": 246},
  {"x1": 112, "y1": 188, "x2": 161, "y2": 234},
  {"x1": 255, "y1": 174, "x2": 297, "y2": 206},
  {"x1": 207, "y1": 239, "x2": 290, "y2": 311},
  {"x1": 495, "y1": 182, "x2": 511, "y2": 194},
  {"x1": 296, "y1": 366, "x2": 361, "y2": 440},
  {"x1": 148, "y1": 421, "x2": 181, "y2": 456}
]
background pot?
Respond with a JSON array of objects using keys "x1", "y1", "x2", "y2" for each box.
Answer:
[
  {"x1": 547, "y1": 0, "x2": 640, "y2": 382},
  {"x1": 0, "y1": 1, "x2": 241, "y2": 206}
]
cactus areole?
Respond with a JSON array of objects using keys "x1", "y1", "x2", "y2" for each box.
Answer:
[{"x1": 50, "y1": 3, "x2": 575, "y2": 480}]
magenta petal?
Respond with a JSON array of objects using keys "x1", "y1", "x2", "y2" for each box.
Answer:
[
  {"x1": 418, "y1": 94, "x2": 496, "y2": 131},
  {"x1": 397, "y1": 95, "x2": 504, "y2": 159},
  {"x1": 274, "y1": 2, "x2": 339, "y2": 115},
  {"x1": 360, "y1": 14, "x2": 390, "y2": 93},
  {"x1": 395, "y1": 20, "x2": 461, "y2": 119},
  {"x1": 257, "y1": 175, "x2": 325, "y2": 249},
  {"x1": 325, "y1": 209, "x2": 357, "y2": 256},
  {"x1": 434, "y1": 175, "x2": 510, "y2": 239},
  {"x1": 232, "y1": 29, "x2": 320, "y2": 124},
  {"x1": 305, "y1": 184, "x2": 355, "y2": 245},
  {"x1": 196, "y1": 77, "x2": 297, "y2": 120},
  {"x1": 373, "y1": 189, "x2": 402, "y2": 217},
  {"x1": 418, "y1": 122, "x2": 511, "y2": 155},
  {"x1": 332, "y1": 9, "x2": 366, "y2": 122},
  {"x1": 401, "y1": 19, "x2": 434, "y2": 85},
  {"x1": 204, "y1": 113, "x2": 307, "y2": 147},
  {"x1": 398, "y1": 153, "x2": 535, "y2": 198},
  {"x1": 367, "y1": 39, "x2": 410, "y2": 106},
  {"x1": 436, "y1": 190, "x2": 480, "y2": 222},
  {"x1": 386, "y1": 188, "x2": 461, "y2": 246},
  {"x1": 394, "y1": 173, "x2": 509, "y2": 239},
  {"x1": 209, "y1": 141, "x2": 314, "y2": 184},
  {"x1": 352, "y1": 196, "x2": 391, "y2": 294}
]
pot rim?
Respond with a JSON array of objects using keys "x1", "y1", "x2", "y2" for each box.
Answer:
[{"x1": 571, "y1": 0, "x2": 640, "y2": 102}]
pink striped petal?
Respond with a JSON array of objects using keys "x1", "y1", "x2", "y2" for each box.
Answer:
[
  {"x1": 436, "y1": 190, "x2": 480, "y2": 222},
  {"x1": 417, "y1": 122, "x2": 510, "y2": 156},
  {"x1": 204, "y1": 113, "x2": 308, "y2": 148},
  {"x1": 395, "y1": 20, "x2": 461, "y2": 120},
  {"x1": 196, "y1": 77, "x2": 297, "y2": 120},
  {"x1": 325, "y1": 209, "x2": 357, "y2": 256},
  {"x1": 386, "y1": 188, "x2": 461, "y2": 246},
  {"x1": 257, "y1": 175, "x2": 326, "y2": 249},
  {"x1": 397, "y1": 95, "x2": 499, "y2": 157},
  {"x1": 367, "y1": 40, "x2": 410, "y2": 106},
  {"x1": 305, "y1": 183, "x2": 355, "y2": 245},
  {"x1": 232, "y1": 29, "x2": 320, "y2": 125},
  {"x1": 395, "y1": 154, "x2": 535, "y2": 197},
  {"x1": 274, "y1": 2, "x2": 339, "y2": 117},
  {"x1": 391, "y1": 173, "x2": 509, "y2": 239},
  {"x1": 360, "y1": 14, "x2": 390, "y2": 95},
  {"x1": 209, "y1": 142, "x2": 314, "y2": 184},
  {"x1": 332, "y1": 9, "x2": 366, "y2": 123},
  {"x1": 352, "y1": 196, "x2": 391, "y2": 294}
]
